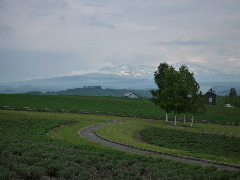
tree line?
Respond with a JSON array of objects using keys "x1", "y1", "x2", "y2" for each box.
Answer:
[
  {"x1": 150, "y1": 62, "x2": 205, "y2": 127},
  {"x1": 225, "y1": 88, "x2": 240, "y2": 107}
]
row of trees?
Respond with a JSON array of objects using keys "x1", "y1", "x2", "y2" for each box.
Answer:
[
  {"x1": 225, "y1": 88, "x2": 240, "y2": 107},
  {"x1": 150, "y1": 62, "x2": 205, "y2": 127}
]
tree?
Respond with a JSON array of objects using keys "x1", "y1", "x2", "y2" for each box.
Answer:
[
  {"x1": 229, "y1": 88, "x2": 237, "y2": 98},
  {"x1": 179, "y1": 65, "x2": 205, "y2": 126},
  {"x1": 150, "y1": 62, "x2": 170, "y2": 122},
  {"x1": 151, "y1": 63, "x2": 188, "y2": 125},
  {"x1": 179, "y1": 65, "x2": 192, "y2": 125},
  {"x1": 225, "y1": 88, "x2": 240, "y2": 107},
  {"x1": 161, "y1": 66, "x2": 188, "y2": 125},
  {"x1": 151, "y1": 62, "x2": 205, "y2": 126},
  {"x1": 153, "y1": 62, "x2": 170, "y2": 90}
]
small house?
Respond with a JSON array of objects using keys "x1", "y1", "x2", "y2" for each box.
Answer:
[
  {"x1": 123, "y1": 92, "x2": 140, "y2": 98},
  {"x1": 200, "y1": 86, "x2": 217, "y2": 105}
]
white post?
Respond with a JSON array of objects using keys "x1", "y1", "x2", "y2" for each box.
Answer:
[
  {"x1": 166, "y1": 113, "x2": 168, "y2": 123},
  {"x1": 191, "y1": 116, "x2": 194, "y2": 128},
  {"x1": 174, "y1": 115, "x2": 177, "y2": 126},
  {"x1": 183, "y1": 114, "x2": 186, "y2": 125}
]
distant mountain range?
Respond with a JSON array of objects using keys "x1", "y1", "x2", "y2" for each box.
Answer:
[
  {"x1": 0, "y1": 62, "x2": 240, "y2": 95},
  {"x1": 0, "y1": 73, "x2": 155, "y2": 92},
  {"x1": 100, "y1": 64, "x2": 155, "y2": 78},
  {"x1": 100, "y1": 62, "x2": 240, "y2": 82},
  {"x1": 172, "y1": 62, "x2": 240, "y2": 82},
  {"x1": 172, "y1": 62, "x2": 221, "y2": 75}
]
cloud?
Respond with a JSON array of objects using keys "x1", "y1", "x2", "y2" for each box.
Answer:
[
  {"x1": 156, "y1": 39, "x2": 213, "y2": 46},
  {"x1": 189, "y1": 57, "x2": 206, "y2": 63},
  {"x1": 0, "y1": 24, "x2": 11, "y2": 35},
  {"x1": 78, "y1": 15, "x2": 115, "y2": 29},
  {"x1": 227, "y1": 57, "x2": 240, "y2": 66}
]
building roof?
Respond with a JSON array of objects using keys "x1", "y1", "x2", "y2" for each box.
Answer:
[
  {"x1": 200, "y1": 86, "x2": 212, "y2": 94},
  {"x1": 124, "y1": 92, "x2": 139, "y2": 97},
  {"x1": 200, "y1": 86, "x2": 217, "y2": 95}
]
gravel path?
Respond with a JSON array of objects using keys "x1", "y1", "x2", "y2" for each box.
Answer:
[{"x1": 79, "y1": 121, "x2": 240, "y2": 171}]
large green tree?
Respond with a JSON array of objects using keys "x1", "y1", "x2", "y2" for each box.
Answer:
[
  {"x1": 161, "y1": 66, "x2": 188, "y2": 125},
  {"x1": 151, "y1": 62, "x2": 205, "y2": 126}
]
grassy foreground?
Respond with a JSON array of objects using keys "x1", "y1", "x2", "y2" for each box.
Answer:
[
  {"x1": 0, "y1": 94, "x2": 240, "y2": 123},
  {"x1": 1, "y1": 110, "x2": 240, "y2": 179}
]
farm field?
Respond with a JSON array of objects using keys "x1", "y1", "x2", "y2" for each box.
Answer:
[
  {"x1": 1, "y1": 110, "x2": 240, "y2": 179},
  {"x1": 0, "y1": 94, "x2": 240, "y2": 123}
]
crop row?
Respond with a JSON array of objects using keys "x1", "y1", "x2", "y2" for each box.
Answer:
[
  {"x1": 140, "y1": 127, "x2": 240, "y2": 160},
  {"x1": 1, "y1": 110, "x2": 240, "y2": 179}
]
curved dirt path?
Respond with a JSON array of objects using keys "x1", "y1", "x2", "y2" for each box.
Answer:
[{"x1": 79, "y1": 121, "x2": 240, "y2": 171}]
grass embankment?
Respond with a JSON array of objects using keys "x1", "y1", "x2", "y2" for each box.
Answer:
[
  {"x1": 2, "y1": 110, "x2": 240, "y2": 179},
  {"x1": 0, "y1": 94, "x2": 240, "y2": 123},
  {"x1": 97, "y1": 119, "x2": 240, "y2": 165}
]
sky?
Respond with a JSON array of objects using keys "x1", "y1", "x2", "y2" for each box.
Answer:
[{"x1": 0, "y1": 0, "x2": 240, "y2": 82}]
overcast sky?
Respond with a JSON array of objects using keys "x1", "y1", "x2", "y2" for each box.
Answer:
[{"x1": 0, "y1": 0, "x2": 240, "y2": 82}]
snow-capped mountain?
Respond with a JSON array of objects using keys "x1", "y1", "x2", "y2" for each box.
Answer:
[
  {"x1": 99, "y1": 62, "x2": 240, "y2": 82},
  {"x1": 100, "y1": 64, "x2": 156, "y2": 78},
  {"x1": 171, "y1": 61, "x2": 221, "y2": 75},
  {"x1": 100, "y1": 62, "x2": 219, "y2": 78},
  {"x1": 171, "y1": 61, "x2": 240, "y2": 82}
]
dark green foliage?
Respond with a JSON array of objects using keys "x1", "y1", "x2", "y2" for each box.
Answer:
[
  {"x1": 153, "y1": 62, "x2": 169, "y2": 90},
  {"x1": 179, "y1": 65, "x2": 205, "y2": 115},
  {"x1": 225, "y1": 88, "x2": 240, "y2": 107},
  {"x1": 161, "y1": 66, "x2": 188, "y2": 115},
  {"x1": 229, "y1": 88, "x2": 237, "y2": 98},
  {"x1": 150, "y1": 62, "x2": 171, "y2": 113},
  {"x1": 141, "y1": 127, "x2": 240, "y2": 159},
  {"x1": 1, "y1": 111, "x2": 240, "y2": 179}
]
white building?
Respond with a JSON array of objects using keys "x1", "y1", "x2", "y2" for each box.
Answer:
[{"x1": 123, "y1": 92, "x2": 140, "y2": 98}]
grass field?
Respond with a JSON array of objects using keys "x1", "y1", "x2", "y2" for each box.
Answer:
[
  {"x1": 1, "y1": 110, "x2": 240, "y2": 179},
  {"x1": 0, "y1": 94, "x2": 240, "y2": 123}
]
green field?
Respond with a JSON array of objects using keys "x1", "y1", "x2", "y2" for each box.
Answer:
[
  {"x1": 1, "y1": 110, "x2": 240, "y2": 179},
  {"x1": 141, "y1": 127, "x2": 240, "y2": 159},
  {"x1": 0, "y1": 94, "x2": 240, "y2": 123}
]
